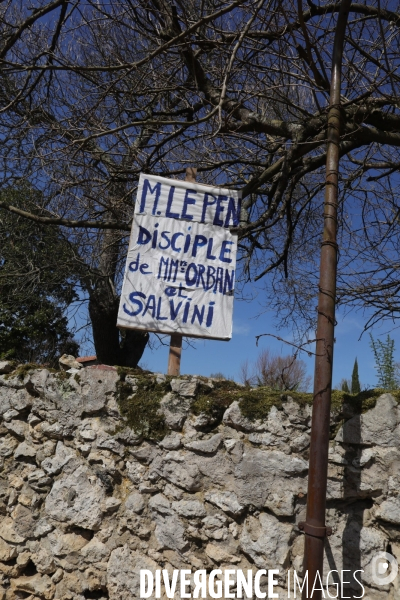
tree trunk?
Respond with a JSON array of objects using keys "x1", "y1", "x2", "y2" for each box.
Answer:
[
  {"x1": 87, "y1": 227, "x2": 149, "y2": 367},
  {"x1": 119, "y1": 328, "x2": 150, "y2": 368},
  {"x1": 88, "y1": 282, "x2": 148, "y2": 367}
]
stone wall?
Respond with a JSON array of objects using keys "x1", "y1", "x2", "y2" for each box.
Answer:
[{"x1": 0, "y1": 363, "x2": 399, "y2": 599}]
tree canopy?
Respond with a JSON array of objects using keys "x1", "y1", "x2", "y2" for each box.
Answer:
[
  {"x1": 0, "y1": 187, "x2": 79, "y2": 365},
  {"x1": 1, "y1": 0, "x2": 400, "y2": 359}
]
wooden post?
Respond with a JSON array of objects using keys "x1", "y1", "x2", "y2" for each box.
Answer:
[
  {"x1": 167, "y1": 167, "x2": 197, "y2": 376},
  {"x1": 167, "y1": 333, "x2": 183, "y2": 376}
]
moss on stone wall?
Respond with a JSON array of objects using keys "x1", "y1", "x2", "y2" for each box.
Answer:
[
  {"x1": 191, "y1": 379, "x2": 243, "y2": 421},
  {"x1": 191, "y1": 384, "x2": 314, "y2": 422},
  {"x1": 332, "y1": 388, "x2": 400, "y2": 413},
  {"x1": 114, "y1": 368, "x2": 400, "y2": 439},
  {"x1": 5, "y1": 362, "x2": 42, "y2": 380},
  {"x1": 3, "y1": 361, "x2": 387, "y2": 440},
  {"x1": 239, "y1": 387, "x2": 400, "y2": 421},
  {"x1": 239, "y1": 388, "x2": 312, "y2": 420},
  {"x1": 6, "y1": 362, "x2": 400, "y2": 443},
  {"x1": 115, "y1": 368, "x2": 171, "y2": 439}
]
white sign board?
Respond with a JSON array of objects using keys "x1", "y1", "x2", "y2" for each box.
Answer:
[{"x1": 117, "y1": 174, "x2": 240, "y2": 340}]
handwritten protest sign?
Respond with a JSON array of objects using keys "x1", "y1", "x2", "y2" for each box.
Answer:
[{"x1": 117, "y1": 174, "x2": 240, "y2": 340}]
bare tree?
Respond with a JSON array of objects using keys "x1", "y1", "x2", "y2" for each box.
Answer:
[
  {"x1": 240, "y1": 349, "x2": 311, "y2": 391},
  {"x1": 1, "y1": 1, "x2": 400, "y2": 362}
]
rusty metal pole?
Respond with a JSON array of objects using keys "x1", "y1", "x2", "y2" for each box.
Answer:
[
  {"x1": 301, "y1": 2, "x2": 351, "y2": 598},
  {"x1": 167, "y1": 167, "x2": 197, "y2": 376}
]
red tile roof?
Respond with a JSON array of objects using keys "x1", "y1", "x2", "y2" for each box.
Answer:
[{"x1": 76, "y1": 356, "x2": 97, "y2": 363}]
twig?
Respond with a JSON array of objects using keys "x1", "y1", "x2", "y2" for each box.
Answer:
[{"x1": 255, "y1": 333, "x2": 325, "y2": 357}]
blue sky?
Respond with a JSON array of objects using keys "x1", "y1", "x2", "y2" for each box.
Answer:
[{"x1": 136, "y1": 288, "x2": 395, "y2": 391}]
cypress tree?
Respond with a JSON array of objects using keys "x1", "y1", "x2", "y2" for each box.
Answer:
[
  {"x1": 341, "y1": 379, "x2": 350, "y2": 393},
  {"x1": 351, "y1": 358, "x2": 361, "y2": 394}
]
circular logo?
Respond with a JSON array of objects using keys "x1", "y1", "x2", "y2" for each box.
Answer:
[{"x1": 371, "y1": 552, "x2": 398, "y2": 586}]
